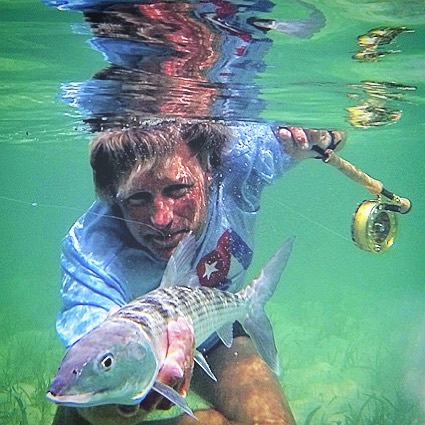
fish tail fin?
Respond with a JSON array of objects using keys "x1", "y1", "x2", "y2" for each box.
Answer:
[{"x1": 241, "y1": 236, "x2": 295, "y2": 375}]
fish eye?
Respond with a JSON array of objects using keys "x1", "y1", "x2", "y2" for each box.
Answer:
[{"x1": 99, "y1": 353, "x2": 114, "y2": 370}]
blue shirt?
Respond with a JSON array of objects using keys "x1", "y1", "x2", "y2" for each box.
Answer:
[{"x1": 58, "y1": 123, "x2": 294, "y2": 347}]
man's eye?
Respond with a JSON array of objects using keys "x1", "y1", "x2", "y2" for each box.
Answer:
[
  {"x1": 127, "y1": 192, "x2": 152, "y2": 206},
  {"x1": 166, "y1": 184, "x2": 191, "y2": 198}
]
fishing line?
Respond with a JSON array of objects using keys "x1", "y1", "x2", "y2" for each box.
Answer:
[
  {"x1": 0, "y1": 195, "x2": 163, "y2": 234},
  {"x1": 269, "y1": 196, "x2": 353, "y2": 244},
  {"x1": 0, "y1": 195, "x2": 84, "y2": 212},
  {"x1": 0, "y1": 193, "x2": 351, "y2": 243}
]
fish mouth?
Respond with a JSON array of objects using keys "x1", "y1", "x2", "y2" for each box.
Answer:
[
  {"x1": 46, "y1": 390, "x2": 96, "y2": 406},
  {"x1": 47, "y1": 388, "x2": 145, "y2": 408}
]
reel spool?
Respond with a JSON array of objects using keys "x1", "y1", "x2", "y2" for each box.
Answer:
[
  {"x1": 313, "y1": 146, "x2": 411, "y2": 253},
  {"x1": 352, "y1": 199, "x2": 398, "y2": 253}
]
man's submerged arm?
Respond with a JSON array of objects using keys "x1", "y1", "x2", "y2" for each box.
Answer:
[
  {"x1": 57, "y1": 267, "x2": 125, "y2": 347},
  {"x1": 277, "y1": 126, "x2": 346, "y2": 162},
  {"x1": 58, "y1": 228, "x2": 129, "y2": 347}
]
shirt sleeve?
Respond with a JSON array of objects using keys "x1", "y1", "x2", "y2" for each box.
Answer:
[
  {"x1": 223, "y1": 122, "x2": 295, "y2": 212},
  {"x1": 56, "y1": 205, "x2": 129, "y2": 348}
]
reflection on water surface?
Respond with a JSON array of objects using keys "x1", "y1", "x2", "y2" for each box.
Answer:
[{"x1": 50, "y1": 0, "x2": 326, "y2": 130}]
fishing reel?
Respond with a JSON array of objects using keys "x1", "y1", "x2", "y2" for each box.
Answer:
[
  {"x1": 351, "y1": 191, "x2": 411, "y2": 253},
  {"x1": 313, "y1": 145, "x2": 412, "y2": 253}
]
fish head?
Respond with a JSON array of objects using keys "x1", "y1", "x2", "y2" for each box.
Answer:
[{"x1": 47, "y1": 321, "x2": 159, "y2": 407}]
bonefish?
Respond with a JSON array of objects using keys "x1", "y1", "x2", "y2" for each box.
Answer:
[{"x1": 47, "y1": 234, "x2": 294, "y2": 416}]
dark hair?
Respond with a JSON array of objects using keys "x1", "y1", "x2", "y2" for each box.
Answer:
[{"x1": 89, "y1": 120, "x2": 230, "y2": 202}]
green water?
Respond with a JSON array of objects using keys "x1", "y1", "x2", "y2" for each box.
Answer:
[{"x1": 1, "y1": 1, "x2": 424, "y2": 424}]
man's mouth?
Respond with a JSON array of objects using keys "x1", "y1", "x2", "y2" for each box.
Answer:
[{"x1": 149, "y1": 230, "x2": 187, "y2": 248}]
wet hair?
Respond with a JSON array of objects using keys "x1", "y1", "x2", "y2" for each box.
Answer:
[{"x1": 89, "y1": 120, "x2": 230, "y2": 202}]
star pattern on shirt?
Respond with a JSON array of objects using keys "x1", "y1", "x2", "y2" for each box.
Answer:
[
  {"x1": 197, "y1": 230, "x2": 231, "y2": 288},
  {"x1": 203, "y1": 261, "x2": 218, "y2": 280}
]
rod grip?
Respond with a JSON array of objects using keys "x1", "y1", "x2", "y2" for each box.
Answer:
[{"x1": 324, "y1": 149, "x2": 383, "y2": 195}]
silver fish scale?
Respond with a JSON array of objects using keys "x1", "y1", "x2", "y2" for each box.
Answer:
[{"x1": 111, "y1": 286, "x2": 248, "y2": 346}]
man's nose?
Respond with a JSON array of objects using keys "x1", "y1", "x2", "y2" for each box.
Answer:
[{"x1": 150, "y1": 197, "x2": 174, "y2": 228}]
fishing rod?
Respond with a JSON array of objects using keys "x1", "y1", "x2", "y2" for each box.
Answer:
[{"x1": 312, "y1": 145, "x2": 412, "y2": 253}]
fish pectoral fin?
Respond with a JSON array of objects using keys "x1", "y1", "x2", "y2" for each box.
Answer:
[
  {"x1": 216, "y1": 323, "x2": 233, "y2": 348},
  {"x1": 194, "y1": 350, "x2": 217, "y2": 382},
  {"x1": 152, "y1": 381, "x2": 196, "y2": 419}
]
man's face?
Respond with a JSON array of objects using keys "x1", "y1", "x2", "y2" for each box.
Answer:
[{"x1": 116, "y1": 143, "x2": 211, "y2": 260}]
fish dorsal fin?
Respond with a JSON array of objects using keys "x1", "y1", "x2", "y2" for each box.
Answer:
[
  {"x1": 194, "y1": 350, "x2": 217, "y2": 381},
  {"x1": 152, "y1": 381, "x2": 195, "y2": 418},
  {"x1": 216, "y1": 323, "x2": 233, "y2": 348},
  {"x1": 159, "y1": 233, "x2": 199, "y2": 289}
]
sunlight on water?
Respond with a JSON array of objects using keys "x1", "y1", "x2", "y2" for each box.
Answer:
[{"x1": 1, "y1": 0, "x2": 425, "y2": 424}]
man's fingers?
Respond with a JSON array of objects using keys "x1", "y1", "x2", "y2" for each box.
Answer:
[
  {"x1": 142, "y1": 317, "x2": 195, "y2": 412},
  {"x1": 278, "y1": 126, "x2": 309, "y2": 150}
]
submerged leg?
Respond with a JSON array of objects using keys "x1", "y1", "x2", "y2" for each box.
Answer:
[{"x1": 174, "y1": 335, "x2": 296, "y2": 425}]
